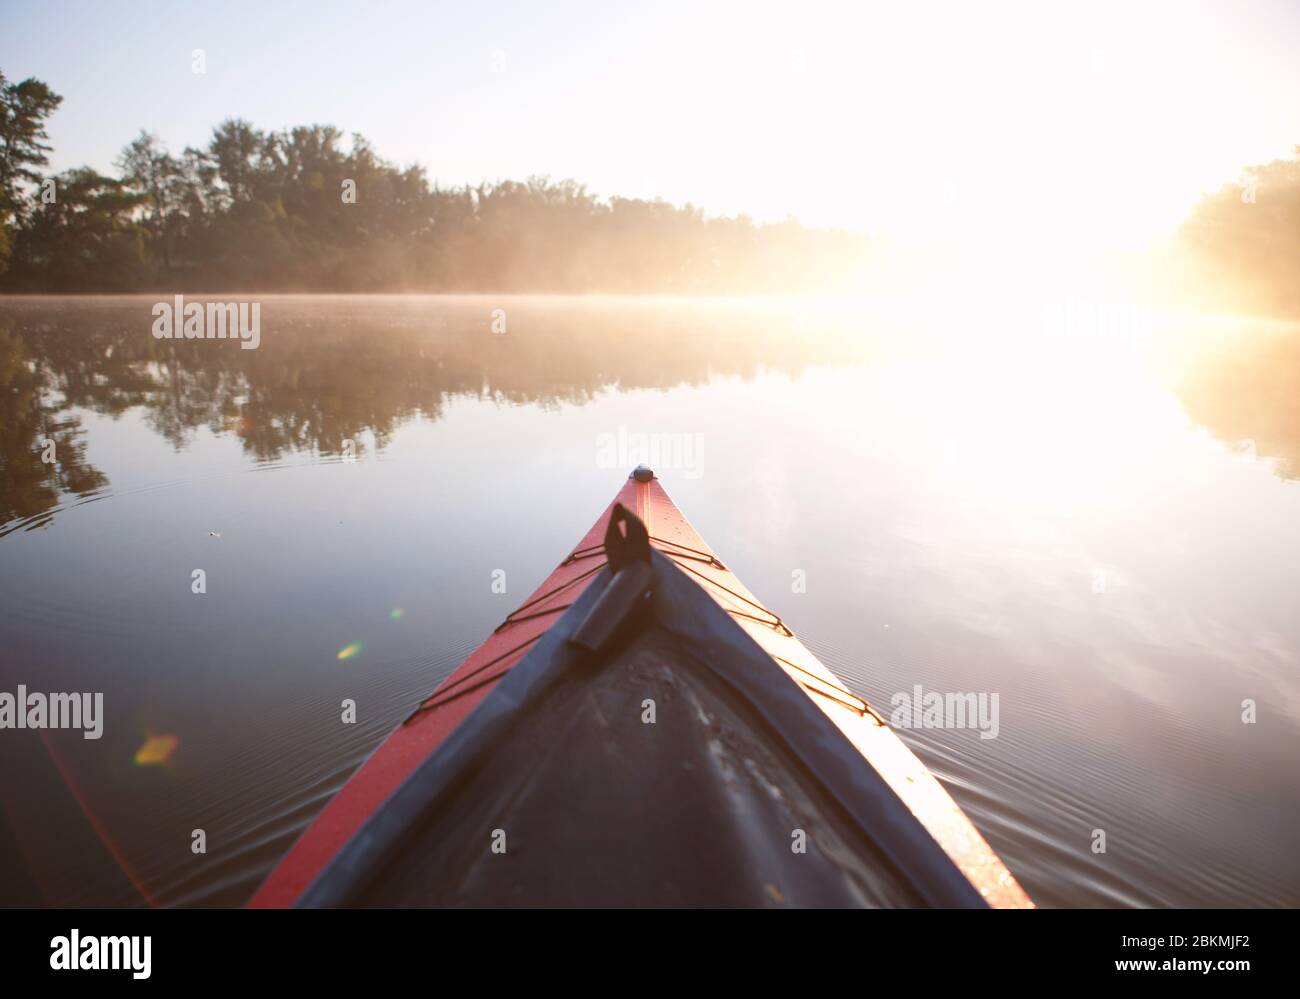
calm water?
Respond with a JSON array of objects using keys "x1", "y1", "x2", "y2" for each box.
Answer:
[{"x1": 1, "y1": 294, "x2": 1297, "y2": 908}]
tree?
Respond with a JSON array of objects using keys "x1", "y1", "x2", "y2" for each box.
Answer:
[
  {"x1": 8, "y1": 167, "x2": 146, "y2": 290},
  {"x1": 116, "y1": 130, "x2": 183, "y2": 270},
  {"x1": 1180, "y1": 147, "x2": 1300, "y2": 316},
  {"x1": 0, "y1": 70, "x2": 63, "y2": 274},
  {"x1": 206, "y1": 118, "x2": 265, "y2": 204}
]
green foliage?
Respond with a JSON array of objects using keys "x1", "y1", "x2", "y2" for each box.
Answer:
[
  {"x1": 0, "y1": 80, "x2": 869, "y2": 292},
  {"x1": 0, "y1": 70, "x2": 63, "y2": 273},
  {"x1": 6, "y1": 167, "x2": 148, "y2": 290}
]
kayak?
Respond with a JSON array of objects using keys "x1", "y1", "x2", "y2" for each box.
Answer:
[{"x1": 250, "y1": 468, "x2": 1032, "y2": 908}]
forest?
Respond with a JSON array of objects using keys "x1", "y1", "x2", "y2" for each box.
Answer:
[
  {"x1": 0, "y1": 70, "x2": 867, "y2": 294},
  {"x1": 1, "y1": 68, "x2": 1297, "y2": 308},
  {"x1": 1177, "y1": 149, "x2": 1300, "y2": 317}
]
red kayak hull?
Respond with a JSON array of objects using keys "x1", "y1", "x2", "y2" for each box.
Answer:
[{"x1": 251, "y1": 474, "x2": 1031, "y2": 908}]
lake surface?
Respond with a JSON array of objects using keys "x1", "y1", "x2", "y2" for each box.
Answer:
[{"x1": 1, "y1": 294, "x2": 1297, "y2": 907}]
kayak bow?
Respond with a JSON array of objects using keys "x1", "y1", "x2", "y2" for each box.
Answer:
[{"x1": 251, "y1": 469, "x2": 1032, "y2": 908}]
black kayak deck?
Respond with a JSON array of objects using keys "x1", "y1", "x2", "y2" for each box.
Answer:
[{"x1": 297, "y1": 512, "x2": 990, "y2": 908}]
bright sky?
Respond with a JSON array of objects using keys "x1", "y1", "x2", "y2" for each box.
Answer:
[{"x1": 4, "y1": 0, "x2": 1299, "y2": 251}]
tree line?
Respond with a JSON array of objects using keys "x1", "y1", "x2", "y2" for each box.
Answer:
[
  {"x1": 4, "y1": 68, "x2": 1297, "y2": 307},
  {"x1": 1178, "y1": 148, "x2": 1300, "y2": 317},
  {"x1": 0, "y1": 70, "x2": 867, "y2": 294}
]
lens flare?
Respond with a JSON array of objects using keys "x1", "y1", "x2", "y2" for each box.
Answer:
[
  {"x1": 337, "y1": 641, "x2": 363, "y2": 660},
  {"x1": 133, "y1": 734, "x2": 178, "y2": 767},
  {"x1": 389, "y1": 608, "x2": 403, "y2": 620}
]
